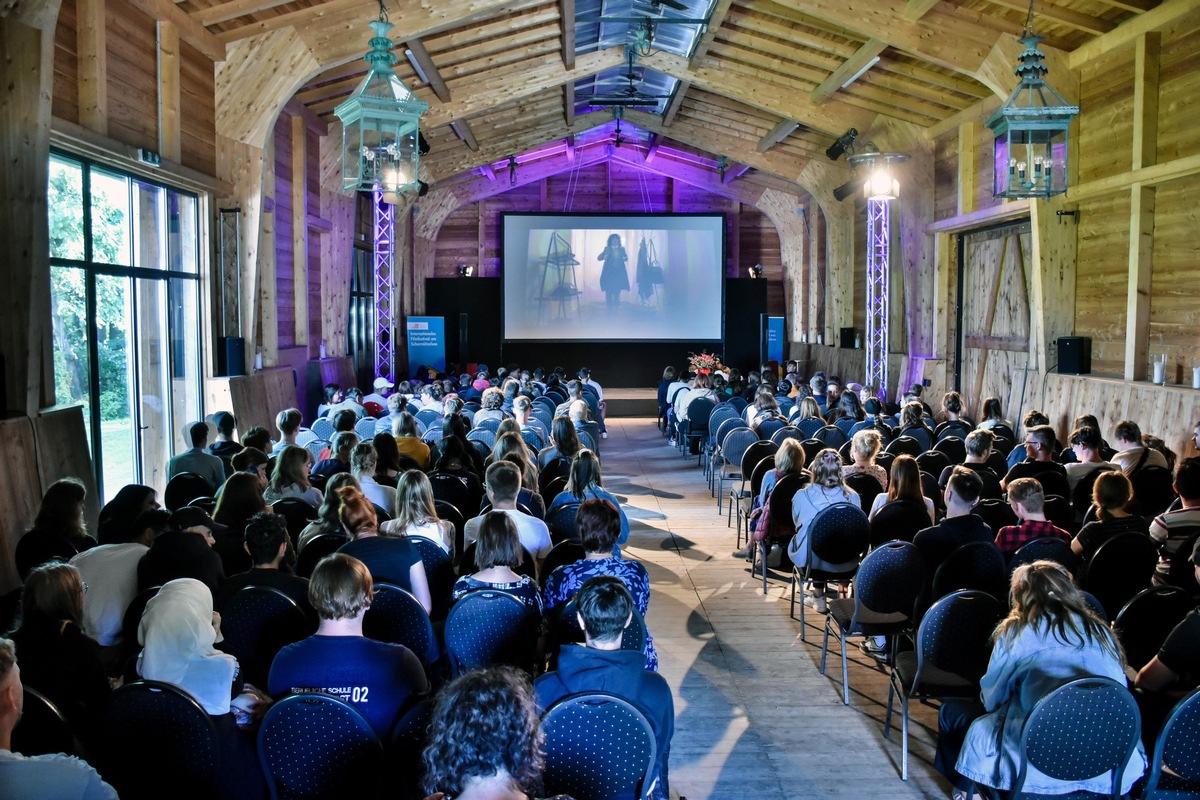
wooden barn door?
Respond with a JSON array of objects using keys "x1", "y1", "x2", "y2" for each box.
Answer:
[{"x1": 956, "y1": 222, "x2": 1033, "y2": 418}]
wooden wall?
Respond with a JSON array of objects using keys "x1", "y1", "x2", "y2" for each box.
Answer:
[{"x1": 429, "y1": 159, "x2": 789, "y2": 316}]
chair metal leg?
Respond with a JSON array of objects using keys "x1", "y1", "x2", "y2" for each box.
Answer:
[
  {"x1": 901, "y1": 695, "x2": 910, "y2": 781},
  {"x1": 884, "y1": 678, "x2": 895, "y2": 738},
  {"x1": 761, "y1": 541, "x2": 768, "y2": 593},
  {"x1": 820, "y1": 616, "x2": 832, "y2": 675},
  {"x1": 789, "y1": 568, "x2": 798, "y2": 620},
  {"x1": 841, "y1": 629, "x2": 850, "y2": 705}
]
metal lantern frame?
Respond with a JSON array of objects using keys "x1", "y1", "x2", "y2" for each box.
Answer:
[
  {"x1": 986, "y1": 31, "x2": 1078, "y2": 199},
  {"x1": 334, "y1": 11, "x2": 429, "y2": 202}
]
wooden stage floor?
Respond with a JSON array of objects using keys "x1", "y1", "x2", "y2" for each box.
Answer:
[{"x1": 603, "y1": 417, "x2": 950, "y2": 800}]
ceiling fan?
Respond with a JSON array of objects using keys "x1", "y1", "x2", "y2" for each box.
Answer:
[
  {"x1": 588, "y1": 57, "x2": 672, "y2": 108},
  {"x1": 648, "y1": 0, "x2": 688, "y2": 11}
]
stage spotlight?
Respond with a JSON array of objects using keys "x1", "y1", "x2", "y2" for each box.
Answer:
[
  {"x1": 457, "y1": 263, "x2": 475, "y2": 278},
  {"x1": 418, "y1": 133, "x2": 431, "y2": 156},
  {"x1": 833, "y1": 179, "x2": 858, "y2": 202},
  {"x1": 748, "y1": 263, "x2": 763, "y2": 279},
  {"x1": 826, "y1": 128, "x2": 858, "y2": 161},
  {"x1": 417, "y1": 180, "x2": 429, "y2": 197}
]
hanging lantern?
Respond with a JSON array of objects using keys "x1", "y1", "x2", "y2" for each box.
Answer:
[
  {"x1": 986, "y1": 22, "x2": 1078, "y2": 199},
  {"x1": 335, "y1": 4, "x2": 429, "y2": 203}
]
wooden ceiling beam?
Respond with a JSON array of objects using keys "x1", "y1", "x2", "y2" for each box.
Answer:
[
  {"x1": 559, "y1": 0, "x2": 574, "y2": 70},
  {"x1": 689, "y1": 0, "x2": 736, "y2": 67},
  {"x1": 985, "y1": 0, "x2": 1115, "y2": 36},
  {"x1": 903, "y1": 0, "x2": 940, "y2": 19},
  {"x1": 451, "y1": 119, "x2": 479, "y2": 151},
  {"x1": 757, "y1": 119, "x2": 800, "y2": 152},
  {"x1": 564, "y1": 81, "x2": 574, "y2": 125},
  {"x1": 1068, "y1": 0, "x2": 1200, "y2": 69},
  {"x1": 662, "y1": 80, "x2": 689, "y2": 127},
  {"x1": 405, "y1": 38, "x2": 450, "y2": 103},
  {"x1": 811, "y1": 38, "x2": 887, "y2": 103},
  {"x1": 191, "y1": 0, "x2": 292, "y2": 27},
  {"x1": 645, "y1": 134, "x2": 661, "y2": 164},
  {"x1": 124, "y1": 0, "x2": 225, "y2": 61}
]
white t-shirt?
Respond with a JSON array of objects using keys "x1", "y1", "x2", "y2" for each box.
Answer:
[
  {"x1": 357, "y1": 474, "x2": 397, "y2": 517},
  {"x1": 69, "y1": 542, "x2": 148, "y2": 646},
  {"x1": 464, "y1": 508, "x2": 552, "y2": 560}
]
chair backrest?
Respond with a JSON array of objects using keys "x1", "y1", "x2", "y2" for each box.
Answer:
[
  {"x1": 814, "y1": 425, "x2": 848, "y2": 448},
  {"x1": 933, "y1": 436, "x2": 967, "y2": 464},
  {"x1": 1113, "y1": 585, "x2": 1196, "y2": 671},
  {"x1": 843, "y1": 472, "x2": 884, "y2": 515},
  {"x1": 936, "y1": 421, "x2": 972, "y2": 443},
  {"x1": 853, "y1": 540, "x2": 927, "y2": 620},
  {"x1": 766, "y1": 472, "x2": 810, "y2": 540},
  {"x1": 362, "y1": 583, "x2": 437, "y2": 665},
  {"x1": 932, "y1": 541, "x2": 1009, "y2": 602},
  {"x1": 1143, "y1": 686, "x2": 1200, "y2": 798},
  {"x1": 546, "y1": 502, "x2": 584, "y2": 543},
  {"x1": 916, "y1": 450, "x2": 952, "y2": 478},
  {"x1": 747, "y1": 457, "x2": 776, "y2": 500},
  {"x1": 885, "y1": 435, "x2": 924, "y2": 458},
  {"x1": 408, "y1": 536, "x2": 456, "y2": 620},
  {"x1": 258, "y1": 693, "x2": 383, "y2": 800},
  {"x1": 770, "y1": 425, "x2": 804, "y2": 446},
  {"x1": 755, "y1": 417, "x2": 786, "y2": 440},
  {"x1": 420, "y1": 427, "x2": 442, "y2": 445},
  {"x1": 465, "y1": 428, "x2": 495, "y2": 449},
  {"x1": 971, "y1": 498, "x2": 1020, "y2": 535},
  {"x1": 551, "y1": 600, "x2": 648, "y2": 664},
  {"x1": 219, "y1": 585, "x2": 313, "y2": 687},
  {"x1": 915, "y1": 590, "x2": 1005, "y2": 685},
  {"x1": 541, "y1": 692, "x2": 657, "y2": 800},
  {"x1": 1165, "y1": 526, "x2": 1200, "y2": 596},
  {"x1": 1033, "y1": 470, "x2": 1071, "y2": 506},
  {"x1": 1013, "y1": 677, "x2": 1141, "y2": 799},
  {"x1": 11, "y1": 686, "x2": 75, "y2": 757},
  {"x1": 188, "y1": 496, "x2": 217, "y2": 514},
  {"x1": 727, "y1": 396, "x2": 748, "y2": 413},
  {"x1": 295, "y1": 533, "x2": 349, "y2": 579},
  {"x1": 1042, "y1": 494, "x2": 1075, "y2": 534},
  {"x1": 540, "y1": 475, "x2": 568, "y2": 508},
  {"x1": 1071, "y1": 468, "x2": 1105, "y2": 522},
  {"x1": 719, "y1": 427, "x2": 758, "y2": 467},
  {"x1": 433, "y1": 501, "x2": 466, "y2": 556},
  {"x1": 303, "y1": 439, "x2": 329, "y2": 461},
  {"x1": 521, "y1": 427, "x2": 545, "y2": 453},
  {"x1": 838, "y1": 440, "x2": 854, "y2": 465},
  {"x1": 443, "y1": 590, "x2": 541, "y2": 675},
  {"x1": 1085, "y1": 532, "x2": 1160, "y2": 621},
  {"x1": 684, "y1": 398, "x2": 715, "y2": 432},
  {"x1": 806, "y1": 502, "x2": 871, "y2": 569},
  {"x1": 353, "y1": 418, "x2": 378, "y2": 442},
  {"x1": 707, "y1": 408, "x2": 740, "y2": 446},
  {"x1": 1131, "y1": 465, "x2": 1179, "y2": 518},
  {"x1": 869, "y1": 499, "x2": 932, "y2": 547},
  {"x1": 794, "y1": 417, "x2": 825, "y2": 438},
  {"x1": 540, "y1": 540, "x2": 586, "y2": 584},
  {"x1": 1008, "y1": 536, "x2": 1077, "y2": 576},
  {"x1": 272, "y1": 498, "x2": 318, "y2": 547},
  {"x1": 428, "y1": 472, "x2": 474, "y2": 518},
  {"x1": 310, "y1": 418, "x2": 334, "y2": 440},
  {"x1": 102, "y1": 680, "x2": 219, "y2": 800},
  {"x1": 800, "y1": 439, "x2": 824, "y2": 467},
  {"x1": 414, "y1": 408, "x2": 442, "y2": 427},
  {"x1": 164, "y1": 472, "x2": 216, "y2": 512}
]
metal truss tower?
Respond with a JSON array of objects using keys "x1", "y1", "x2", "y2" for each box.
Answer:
[
  {"x1": 373, "y1": 192, "x2": 395, "y2": 382},
  {"x1": 865, "y1": 198, "x2": 890, "y2": 400}
]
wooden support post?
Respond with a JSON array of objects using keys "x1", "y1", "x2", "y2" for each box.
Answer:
[
  {"x1": 956, "y1": 121, "x2": 977, "y2": 216},
  {"x1": 157, "y1": 21, "x2": 181, "y2": 163},
  {"x1": 258, "y1": 143, "x2": 278, "y2": 367},
  {"x1": 290, "y1": 114, "x2": 309, "y2": 349},
  {"x1": 77, "y1": 0, "x2": 107, "y2": 134},
  {"x1": 1123, "y1": 32, "x2": 1160, "y2": 381}
]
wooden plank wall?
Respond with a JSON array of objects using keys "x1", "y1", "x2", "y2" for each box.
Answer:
[{"x1": 431, "y1": 159, "x2": 787, "y2": 314}]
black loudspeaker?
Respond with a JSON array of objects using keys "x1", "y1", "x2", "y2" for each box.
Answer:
[
  {"x1": 723, "y1": 279, "x2": 768, "y2": 372},
  {"x1": 221, "y1": 337, "x2": 246, "y2": 377},
  {"x1": 1058, "y1": 336, "x2": 1091, "y2": 375},
  {"x1": 840, "y1": 327, "x2": 856, "y2": 349}
]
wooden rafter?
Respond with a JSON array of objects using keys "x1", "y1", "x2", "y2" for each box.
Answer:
[
  {"x1": 559, "y1": 0, "x2": 574, "y2": 70},
  {"x1": 811, "y1": 38, "x2": 887, "y2": 103},
  {"x1": 757, "y1": 119, "x2": 800, "y2": 152},
  {"x1": 451, "y1": 119, "x2": 479, "y2": 151},
  {"x1": 984, "y1": 0, "x2": 1115, "y2": 36},
  {"x1": 662, "y1": 80, "x2": 689, "y2": 126},
  {"x1": 406, "y1": 38, "x2": 450, "y2": 103},
  {"x1": 689, "y1": 0, "x2": 736, "y2": 67},
  {"x1": 191, "y1": 0, "x2": 293, "y2": 27},
  {"x1": 563, "y1": 81, "x2": 574, "y2": 125}
]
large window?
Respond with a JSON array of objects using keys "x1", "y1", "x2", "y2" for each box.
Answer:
[{"x1": 49, "y1": 154, "x2": 203, "y2": 502}]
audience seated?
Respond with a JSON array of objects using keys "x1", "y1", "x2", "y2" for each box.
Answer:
[
  {"x1": 211, "y1": 472, "x2": 269, "y2": 577},
  {"x1": 896, "y1": 402, "x2": 934, "y2": 452},
  {"x1": 546, "y1": 450, "x2": 630, "y2": 545},
  {"x1": 215, "y1": 511, "x2": 311, "y2": 620},
  {"x1": 392, "y1": 412, "x2": 431, "y2": 469},
  {"x1": 167, "y1": 421, "x2": 226, "y2": 491},
  {"x1": 206, "y1": 411, "x2": 243, "y2": 465},
  {"x1": 543, "y1": 500, "x2": 657, "y2": 671},
  {"x1": 335, "y1": 487, "x2": 432, "y2": 613},
  {"x1": 843, "y1": 429, "x2": 888, "y2": 491},
  {"x1": 936, "y1": 562, "x2": 1145, "y2": 798},
  {"x1": 1070, "y1": 470, "x2": 1148, "y2": 564},
  {"x1": 1005, "y1": 409, "x2": 1052, "y2": 471},
  {"x1": 535, "y1": 576, "x2": 672, "y2": 799},
  {"x1": 0, "y1": 637, "x2": 117, "y2": 799},
  {"x1": 913, "y1": 467, "x2": 992, "y2": 579},
  {"x1": 6, "y1": 563, "x2": 110, "y2": 749},
  {"x1": 381, "y1": 470, "x2": 456, "y2": 554},
  {"x1": 464, "y1": 462, "x2": 552, "y2": 565},
  {"x1": 787, "y1": 449, "x2": 862, "y2": 610},
  {"x1": 974, "y1": 396, "x2": 1012, "y2": 433},
  {"x1": 137, "y1": 507, "x2": 226, "y2": 596},
  {"x1": 937, "y1": 429, "x2": 1003, "y2": 500},
  {"x1": 241, "y1": 426, "x2": 272, "y2": 455},
  {"x1": 296, "y1": 474, "x2": 358, "y2": 551},
  {"x1": 15, "y1": 478, "x2": 97, "y2": 582},
  {"x1": 231, "y1": 448, "x2": 270, "y2": 489},
  {"x1": 994, "y1": 479, "x2": 1071, "y2": 560},
  {"x1": 270, "y1": 409, "x2": 302, "y2": 456},
  {"x1": 350, "y1": 442, "x2": 395, "y2": 517},
  {"x1": 1001, "y1": 425, "x2": 1067, "y2": 491},
  {"x1": 263, "y1": 446, "x2": 322, "y2": 507},
  {"x1": 452, "y1": 512, "x2": 542, "y2": 612},
  {"x1": 267, "y1": 553, "x2": 428, "y2": 740},
  {"x1": 1112, "y1": 419, "x2": 1170, "y2": 475},
  {"x1": 96, "y1": 484, "x2": 159, "y2": 546},
  {"x1": 868, "y1": 454, "x2": 935, "y2": 523},
  {"x1": 312, "y1": 431, "x2": 357, "y2": 481},
  {"x1": 1150, "y1": 457, "x2": 1200, "y2": 585},
  {"x1": 1064, "y1": 426, "x2": 1117, "y2": 492},
  {"x1": 1135, "y1": 543, "x2": 1200, "y2": 739},
  {"x1": 538, "y1": 416, "x2": 584, "y2": 473}
]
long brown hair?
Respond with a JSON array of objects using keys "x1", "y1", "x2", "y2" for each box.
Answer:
[
  {"x1": 887, "y1": 455, "x2": 924, "y2": 504},
  {"x1": 337, "y1": 486, "x2": 378, "y2": 537},
  {"x1": 996, "y1": 560, "x2": 1123, "y2": 663}
]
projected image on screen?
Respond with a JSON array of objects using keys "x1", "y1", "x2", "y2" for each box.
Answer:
[{"x1": 502, "y1": 213, "x2": 725, "y2": 342}]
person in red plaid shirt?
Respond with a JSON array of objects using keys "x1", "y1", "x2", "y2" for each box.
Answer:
[{"x1": 994, "y1": 478, "x2": 1071, "y2": 559}]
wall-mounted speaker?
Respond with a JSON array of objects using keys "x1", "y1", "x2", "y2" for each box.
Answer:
[
  {"x1": 840, "y1": 327, "x2": 856, "y2": 349},
  {"x1": 1058, "y1": 336, "x2": 1091, "y2": 375}
]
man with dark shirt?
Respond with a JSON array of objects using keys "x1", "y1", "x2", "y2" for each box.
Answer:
[
  {"x1": 216, "y1": 512, "x2": 311, "y2": 619},
  {"x1": 268, "y1": 554, "x2": 428, "y2": 739},
  {"x1": 1002, "y1": 424, "x2": 1069, "y2": 499},
  {"x1": 938, "y1": 430, "x2": 1003, "y2": 500},
  {"x1": 534, "y1": 576, "x2": 673, "y2": 800},
  {"x1": 915, "y1": 468, "x2": 994, "y2": 572},
  {"x1": 206, "y1": 411, "x2": 242, "y2": 461},
  {"x1": 137, "y1": 507, "x2": 226, "y2": 596}
]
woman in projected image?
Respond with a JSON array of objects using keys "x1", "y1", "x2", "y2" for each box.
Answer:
[{"x1": 598, "y1": 233, "x2": 629, "y2": 311}]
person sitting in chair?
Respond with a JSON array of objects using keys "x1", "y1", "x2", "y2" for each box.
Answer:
[{"x1": 534, "y1": 576, "x2": 673, "y2": 800}]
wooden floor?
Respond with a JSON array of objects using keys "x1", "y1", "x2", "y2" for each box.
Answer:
[{"x1": 602, "y1": 417, "x2": 951, "y2": 800}]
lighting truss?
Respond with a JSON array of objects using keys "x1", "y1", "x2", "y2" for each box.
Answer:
[
  {"x1": 865, "y1": 198, "x2": 890, "y2": 401},
  {"x1": 373, "y1": 191, "x2": 395, "y2": 382}
]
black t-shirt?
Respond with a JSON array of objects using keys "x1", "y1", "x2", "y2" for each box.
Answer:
[
  {"x1": 1159, "y1": 608, "x2": 1200, "y2": 691},
  {"x1": 1003, "y1": 459, "x2": 1067, "y2": 486},
  {"x1": 1074, "y1": 515, "x2": 1150, "y2": 561},
  {"x1": 938, "y1": 463, "x2": 1004, "y2": 500},
  {"x1": 138, "y1": 530, "x2": 225, "y2": 596},
  {"x1": 912, "y1": 514, "x2": 996, "y2": 576},
  {"x1": 337, "y1": 537, "x2": 422, "y2": 591},
  {"x1": 216, "y1": 567, "x2": 313, "y2": 621}
]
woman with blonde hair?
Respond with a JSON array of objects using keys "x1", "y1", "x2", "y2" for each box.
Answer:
[
  {"x1": 789, "y1": 395, "x2": 825, "y2": 424},
  {"x1": 381, "y1": 469, "x2": 456, "y2": 554},
  {"x1": 391, "y1": 411, "x2": 430, "y2": 469},
  {"x1": 336, "y1": 485, "x2": 432, "y2": 612},
  {"x1": 843, "y1": 429, "x2": 888, "y2": 491},
  {"x1": 263, "y1": 445, "x2": 321, "y2": 506},
  {"x1": 787, "y1": 449, "x2": 861, "y2": 610},
  {"x1": 937, "y1": 561, "x2": 1144, "y2": 798}
]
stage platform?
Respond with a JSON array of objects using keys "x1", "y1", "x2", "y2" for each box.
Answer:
[{"x1": 603, "y1": 388, "x2": 657, "y2": 417}]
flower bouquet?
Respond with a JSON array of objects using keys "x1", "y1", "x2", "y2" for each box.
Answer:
[{"x1": 688, "y1": 351, "x2": 725, "y2": 375}]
